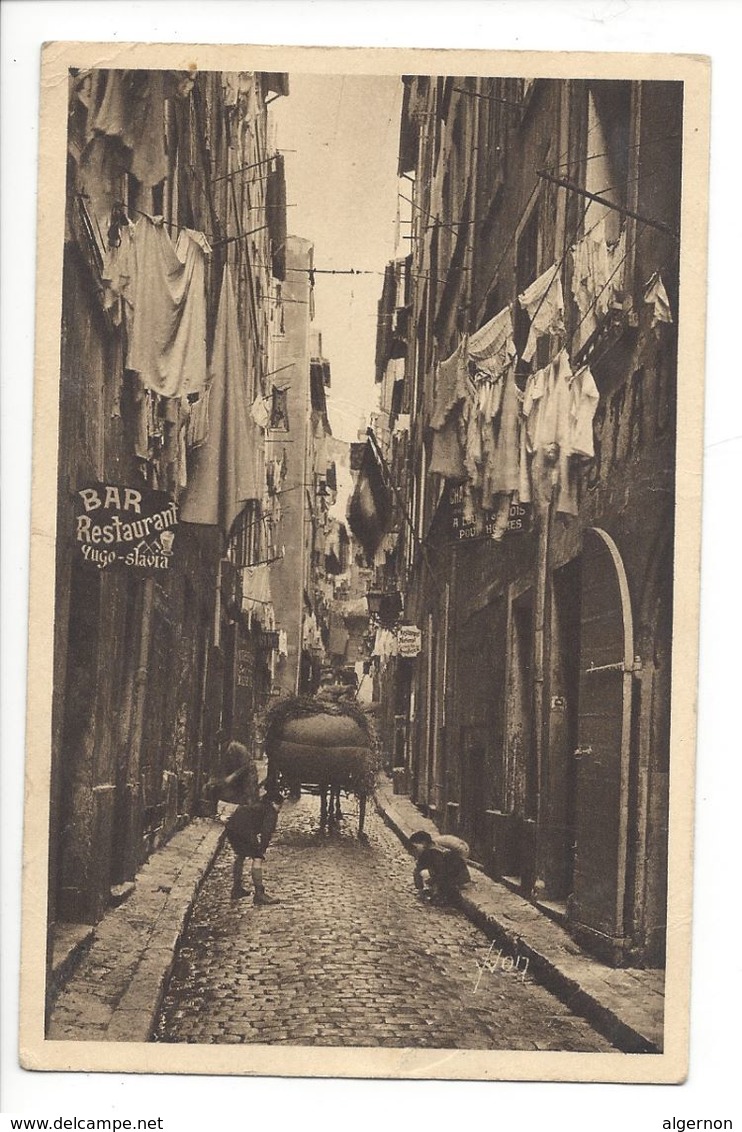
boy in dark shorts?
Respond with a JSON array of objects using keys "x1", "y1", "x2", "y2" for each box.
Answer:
[
  {"x1": 409, "y1": 829, "x2": 471, "y2": 906},
  {"x1": 225, "y1": 788, "x2": 284, "y2": 904}
]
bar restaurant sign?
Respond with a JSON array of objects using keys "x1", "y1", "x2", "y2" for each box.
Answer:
[{"x1": 74, "y1": 482, "x2": 178, "y2": 571}]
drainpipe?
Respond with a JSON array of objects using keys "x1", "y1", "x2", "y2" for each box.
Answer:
[{"x1": 125, "y1": 576, "x2": 155, "y2": 874}]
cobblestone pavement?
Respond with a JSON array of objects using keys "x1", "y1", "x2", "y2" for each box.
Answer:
[{"x1": 154, "y1": 797, "x2": 615, "y2": 1050}]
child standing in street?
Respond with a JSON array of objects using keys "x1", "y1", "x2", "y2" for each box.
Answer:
[{"x1": 224, "y1": 788, "x2": 284, "y2": 905}]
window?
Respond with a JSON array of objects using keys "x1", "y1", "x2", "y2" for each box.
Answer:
[{"x1": 229, "y1": 501, "x2": 263, "y2": 569}]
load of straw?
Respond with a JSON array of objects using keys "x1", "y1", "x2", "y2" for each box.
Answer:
[{"x1": 264, "y1": 695, "x2": 380, "y2": 796}]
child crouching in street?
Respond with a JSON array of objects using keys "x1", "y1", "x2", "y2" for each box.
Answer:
[{"x1": 409, "y1": 829, "x2": 471, "y2": 906}]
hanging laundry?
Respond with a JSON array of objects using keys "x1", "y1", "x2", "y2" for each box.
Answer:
[
  {"x1": 521, "y1": 364, "x2": 547, "y2": 455},
  {"x1": 86, "y1": 70, "x2": 169, "y2": 189},
  {"x1": 571, "y1": 219, "x2": 610, "y2": 345},
  {"x1": 644, "y1": 272, "x2": 673, "y2": 329},
  {"x1": 393, "y1": 413, "x2": 411, "y2": 436},
  {"x1": 328, "y1": 623, "x2": 350, "y2": 658},
  {"x1": 177, "y1": 407, "x2": 189, "y2": 492},
  {"x1": 569, "y1": 364, "x2": 600, "y2": 460},
  {"x1": 251, "y1": 393, "x2": 271, "y2": 431},
  {"x1": 126, "y1": 215, "x2": 210, "y2": 398},
  {"x1": 160, "y1": 396, "x2": 183, "y2": 495},
  {"x1": 86, "y1": 70, "x2": 129, "y2": 146},
  {"x1": 372, "y1": 628, "x2": 399, "y2": 672},
  {"x1": 467, "y1": 305, "x2": 516, "y2": 375},
  {"x1": 222, "y1": 72, "x2": 254, "y2": 108},
  {"x1": 186, "y1": 386, "x2": 211, "y2": 450},
  {"x1": 127, "y1": 70, "x2": 169, "y2": 189},
  {"x1": 127, "y1": 373, "x2": 153, "y2": 462},
  {"x1": 571, "y1": 221, "x2": 627, "y2": 349},
  {"x1": 474, "y1": 370, "x2": 506, "y2": 428},
  {"x1": 270, "y1": 386, "x2": 290, "y2": 431},
  {"x1": 480, "y1": 365, "x2": 521, "y2": 510},
  {"x1": 518, "y1": 264, "x2": 565, "y2": 363},
  {"x1": 429, "y1": 345, "x2": 470, "y2": 430},
  {"x1": 302, "y1": 611, "x2": 323, "y2": 651},
  {"x1": 180, "y1": 264, "x2": 261, "y2": 538},
  {"x1": 348, "y1": 440, "x2": 393, "y2": 561},
  {"x1": 355, "y1": 662, "x2": 374, "y2": 705},
  {"x1": 429, "y1": 411, "x2": 469, "y2": 482},
  {"x1": 101, "y1": 219, "x2": 135, "y2": 328},
  {"x1": 516, "y1": 384, "x2": 532, "y2": 507},
  {"x1": 242, "y1": 564, "x2": 274, "y2": 629},
  {"x1": 460, "y1": 387, "x2": 482, "y2": 487},
  {"x1": 325, "y1": 521, "x2": 344, "y2": 575},
  {"x1": 277, "y1": 630, "x2": 289, "y2": 658},
  {"x1": 521, "y1": 350, "x2": 584, "y2": 515},
  {"x1": 428, "y1": 346, "x2": 472, "y2": 483}
]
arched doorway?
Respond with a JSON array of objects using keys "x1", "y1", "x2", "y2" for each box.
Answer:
[{"x1": 568, "y1": 527, "x2": 637, "y2": 965}]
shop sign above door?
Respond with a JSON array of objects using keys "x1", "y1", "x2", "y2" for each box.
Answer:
[
  {"x1": 448, "y1": 484, "x2": 529, "y2": 541},
  {"x1": 73, "y1": 482, "x2": 178, "y2": 571}
]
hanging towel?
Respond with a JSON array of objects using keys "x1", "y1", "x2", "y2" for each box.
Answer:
[
  {"x1": 126, "y1": 215, "x2": 210, "y2": 399},
  {"x1": 180, "y1": 264, "x2": 261, "y2": 537},
  {"x1": 518, "y1": 263, "x2": 565, "y2": 362}
]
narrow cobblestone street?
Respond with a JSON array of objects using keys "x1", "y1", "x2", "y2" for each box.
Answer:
[{"x1": 154, "y1": 797, "x2": 614, "y2": 1050}]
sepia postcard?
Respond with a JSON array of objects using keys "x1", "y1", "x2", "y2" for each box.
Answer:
[{"x1": 19, "y1": 41, "x2": 709, "y2": 1083}]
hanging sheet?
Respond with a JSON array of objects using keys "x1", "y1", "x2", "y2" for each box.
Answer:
[
  {"x1": 126, "y1": 216, "x2": 211, "y2": 399},
  {"x1": 179, "y1": 264, "x2": 262, "y2": 537}
]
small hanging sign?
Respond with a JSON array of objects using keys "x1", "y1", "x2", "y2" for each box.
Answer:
[
  {"x1": 73, "y1": 482, "x2": 178, "y2": 571},
  {"x1": 397, "y1": 624, "x2": 422, "y2": 658}
]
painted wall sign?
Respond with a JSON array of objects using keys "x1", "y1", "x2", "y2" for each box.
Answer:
[
  {"x1": 448, "y1": 484, "x2": 528, "y2": 541},
  {"x1": 73, "y1": 482, "x2": 178, "y2": 571}
]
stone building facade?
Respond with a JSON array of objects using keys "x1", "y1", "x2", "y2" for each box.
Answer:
[{"x1": 374, "y1": 76, "x2": 681, "y2": 967}]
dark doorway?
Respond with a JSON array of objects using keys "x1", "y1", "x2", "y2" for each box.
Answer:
[{"x1": 56, "y1": 564, "x2": 101, "y2": 922}]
